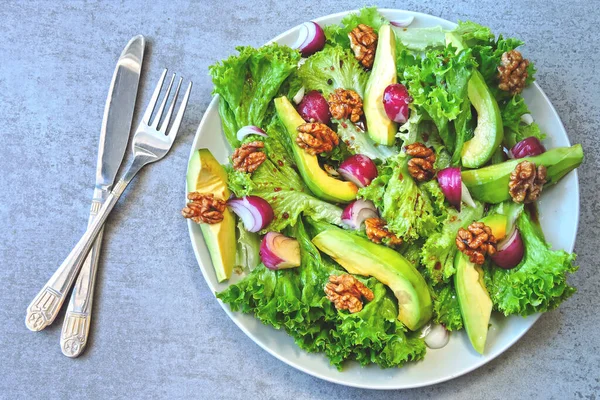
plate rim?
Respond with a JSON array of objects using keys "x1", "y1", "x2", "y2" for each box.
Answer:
[{"x1": 186, "y1": 8, "x2": 580, "y2": 389}]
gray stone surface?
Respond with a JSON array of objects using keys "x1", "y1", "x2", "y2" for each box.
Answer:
[{"x1": 1, "y1": 0, "x2": 598, "y2": 398}]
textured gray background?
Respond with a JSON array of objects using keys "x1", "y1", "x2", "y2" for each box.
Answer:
[{"x1": 1, "y1": 0, "x2": 598, "y2": 399}]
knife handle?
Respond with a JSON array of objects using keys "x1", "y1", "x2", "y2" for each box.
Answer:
[{"x1": 60, "y1": 200, "x2": 105, "y2": 357}]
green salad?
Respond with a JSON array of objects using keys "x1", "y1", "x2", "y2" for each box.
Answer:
[{"x1": 183, "y1": 7, "x2": 583, "y2": 370}]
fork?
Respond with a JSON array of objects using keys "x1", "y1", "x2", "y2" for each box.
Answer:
[{"x1": 25, "y1": 70, "x2": 192, "y2": 332}]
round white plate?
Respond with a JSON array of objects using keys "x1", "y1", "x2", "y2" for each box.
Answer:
[{"x1": 186, "y1": 9, "x2": 580, "y2": 390}]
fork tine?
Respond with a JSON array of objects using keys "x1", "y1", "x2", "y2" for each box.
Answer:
[
  {"x1": 166, "y1": 81, "x2": 192, "y2": 143},
  {"x1": 159, "y1": 77, "x2": 183, "y2": 134},
  {"x1": 151, "y1": 73, "x2": 176, "y2": 128},
  {"x1": 142, "y1": 69, "x2": 168, "y2": 125}
]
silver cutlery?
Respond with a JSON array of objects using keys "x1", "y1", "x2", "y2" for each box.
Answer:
[
  {"x1": 26, "y1": 69, "x2": 192, "y2": 337},
  {"x1": 58, "y1": 35, "x2": 145, "y2": 357}
]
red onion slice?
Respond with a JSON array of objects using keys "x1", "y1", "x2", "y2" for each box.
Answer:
[
  {"x1": 510, "y1": 137, "x2": 546, "y2": 159},
  {"x1": 390, "y1": 16, "x2": 415, "y2": 28},
  {"x1": 260, "y1": 232, "x2": 301, "y2": 270},
  {"x1": 297, "y1": 90, "x2": 331, "y2": 124},
  {"x1": 491, "y1": 228, "x2": 524, "y2": 269},
  {"x1": 228, "y1": 196, "x2": 274, "y2": 233},
  {"x1": 520, "y1": 113, "x2": 534, "y2": 125},
  {"x1": 383, "y1": 83, "x2": 412, "y2": 123},
  {"x1": 437, "y1": 167, "x2": 462, "y2": 209},
  {"x1": 461, "y1": 182, "x2": 477, "y2": 208},
  {"x1": 341, "y1": 200, "x2": 378, "y2": 229},
  {"x1": 338, "y1": 154, "x2": 378, "y2": 188},
  {"x1": 236, "y1": 126, "x2": 268, "y2": 141},
  {"x1": 292, "y1": 21, "x2": 325, "y2": 57}
]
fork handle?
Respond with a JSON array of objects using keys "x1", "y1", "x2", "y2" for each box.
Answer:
[
  {"x1": 60, "y1": 194, "x2": 105, "y2": 357},
  {"x1": 25, "y1": 164, "x2": 139, "y2": 331}
]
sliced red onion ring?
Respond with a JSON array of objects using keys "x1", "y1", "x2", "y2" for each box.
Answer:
[
  {"x1": 236, "y1": 126, "x2": 268, "y2": 142},
  {"x1": 510, "y1": 137, "x2": 546, "y2": 159},
  {"x1": 338, "y1": 154, "x2": 378, "y2": 188},
  {"x1": 383, "y1": 83, "x2": 412, "y2": 123},
  {"x1": 341, "y1": 200, "x2": 378, "y2": 229},
  {"x1": 437, "y1": 167, "x2": 462, "y2": 209},
  {"x1": 297, "y1": 90, "x2": 331, "y2": 124},
  {"x1": 491, "y1": 228, "x2": 524, "y2": 269},
  {"x1": 292, "y1": 21, "x2": 325, "y2": 57},
  {"x1": 260, "y1": 232, "x2": 301, "y2": 270},
  {"x1": 228, "y1": 196, "x2": 274, "y2": 233},
  {"x1": 390, "y1": 16, "x2": 415, "y2": 28},
  {"x1": 293, "y1": 86, "x2": 305, "y2": 104}
]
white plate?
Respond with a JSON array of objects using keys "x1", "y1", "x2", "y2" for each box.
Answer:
[{"x1": 186, "y1": 9, "x2": 580, "y2": 390}]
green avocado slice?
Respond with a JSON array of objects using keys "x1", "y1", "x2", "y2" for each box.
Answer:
[
  {"x1": 187, "y1": 149, "x2": 236, "y2": 282},
  {"x1": 364, "y1": 24, "x2": 398, "y2": 146},
  {"x1": 274, "y1": 96, "x2": 358, "y2": 203},
  {"x1": 454, "y1": 252, "x2": 493, "y2": 354},
  {"x1": 445, "y1": 32, "x2": 503, "y2": 168},
  {"x1": 312, "y1": 228, "x2": 432, "y2": 331}
]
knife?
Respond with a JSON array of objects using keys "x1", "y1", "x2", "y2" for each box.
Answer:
[{"x1": 25, "y1": 35, "x2": 145, "y2": 340}]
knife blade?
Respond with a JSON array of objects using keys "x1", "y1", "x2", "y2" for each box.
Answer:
[{"x1": 25, "y1": 35, "x2": 145, "y2": 336}]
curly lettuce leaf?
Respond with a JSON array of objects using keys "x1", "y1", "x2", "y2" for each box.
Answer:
[
  {"x1": 431, "y1": 284, "x2": 463, "y2": 331},
  {"x1": 335, "y1": 119, "x2": 397, "y2": 161},
  {"x1": 324, "y1": 7, "x2": 388, "y2": 48},
  {"x1": 210, "y1": 44, "x2": 301, "y2": 147},
  {"x1": 501, "y1": 95, "x2": 546, "y2": 148},
  {"x1": 401, "y1": 46, "x2": 476, "y2": 152},
  {"x1": 297, "y1": 46, "x2": 368, "y2": 97},
  {"x1": 358, "y1": 156, "x2": 440, "y2": 242},
  {"x1": 484, "y1": 210, "x2": 578, "y2": 316},
  {"x1": 421, "y1": 201, "x2": 484, "y2": 284},
  {"x1": 217, "y1": 220, "x2": 426, "y2": 369},
  {"x1": 227, "y1": 158, "x2": 342, "y2": 233}
]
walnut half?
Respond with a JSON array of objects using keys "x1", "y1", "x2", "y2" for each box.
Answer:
[
  {"x1": 509, "y1": 160, "x2": 547, "y2": 203},
  {"x1": 455, "y1": 222, "x2": 497, "y2": 265},
  {"x1": 405, "y1": 142, "x2": 436, "y2": 182},
  {"x1": 296, "y1": 122, "x2": 339, "y2": 155},
  {"x1": 232, "y1": 141, "x2": 267, "y2": 173},
  {"x1": 324, "y1": 274, "x2": 374, "y2": 313},
  {"x1": 365, "y1": 217, "x2": 403, "y2": 247},
  {"x1": 328, "y1": 88, "x2": 363, "y2": 123},
  {"x1": 181, "y1": 192, "x2": 226, "y2": 224},
  {"x1": 348, "y1": 24, "x2": 378, "y2": 69},
  {"x1": 498, "y1": 49, "x2": 529, "y2": 95}
]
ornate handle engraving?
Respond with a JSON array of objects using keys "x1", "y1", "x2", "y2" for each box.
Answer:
[
  {"x1": 61, "y1": 311, "x2": 90, "y2": 357},
  {"x1": 25, "y1": 287, "x2": 62, "y2": 331}
]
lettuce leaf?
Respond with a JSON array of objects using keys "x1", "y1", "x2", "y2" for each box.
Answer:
[
  {"x1": 358, "y1": 155, "x2": 441, "y2": 242},
  {"x1": 421, "y1": 201, "x2": 484, "y2": 284},
  {"x1": 401, "y1": 46, "x2": 476, "y2": 152},
  {"x1": 227, "y1": 157, "x2": 342, "y2": 233},
  {"x1": 297, "y1": 46, "x2": 369, "y2": 98},
  {"x1": 235, "y1": 219, "x2": 261, "y2": 272},
  {"x1": 501, "y1": 95, "x2": 546, "y2": 148},
  {"x1": 217, "y1": 219, "x2": 426, "y2": 369},
  {"x1": 210, "y1": 44, "x2": 301, "y2": 148},
  {"x1": 431, "y1": 284, "x2": 463, "y2": 331},
  {"x1": 335, "y1": 119, "x2": 397, "y2": 160},
  {"x1": 484, "y1": 210, "x2": 578, "y2": 316}
]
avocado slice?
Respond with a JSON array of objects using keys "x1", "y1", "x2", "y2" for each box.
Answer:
[
  {"x1": 461, "y1": 144, "x2": 584, "y2": 204},
  {"x1": 454, "y1": 252, "x2": 493, "y2": 354},
  {"x1": 479, "y1": 214, "x2": 508, "y2": 240},
  {"x1": 445, "y1": 32, "x2": 503, "y2": 168},
  {"x1": 364, "y1": 24, "x2": 398, "y2": 146},
  {"x1": 187, "y1": 149, "x2": 236, "y2": 282},
  {"x1": 274, "y1": 96, "x2": 358, "y2": 203},
  {"x1": 312, "y1": 228, "x2": 432, "y2": 330}
]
